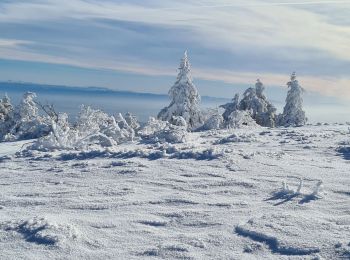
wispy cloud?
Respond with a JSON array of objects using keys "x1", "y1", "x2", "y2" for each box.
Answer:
[{"x1": 0, "y1": 0, "x2": 349, "y2": 99}]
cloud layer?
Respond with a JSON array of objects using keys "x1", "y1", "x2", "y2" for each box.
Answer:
[{"x1": 0, "y1": 0, "x2": 349, "y2": 98}]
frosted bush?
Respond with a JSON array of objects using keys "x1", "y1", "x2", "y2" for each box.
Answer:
[
  {"x1": 139, "y1": 117, "x2": 188, "y2": 144},
  {"x1": 170, "y1": 116, "x2": 187, "y2": 128},
  {"x1": 225, "y1": 110, "x2": 258, "y2": 129},
  {"x1": 139, "y1": 117, "x2": 168, "y2": 137},
  {"x1": 199, "y1": 112, "x2": 224, "y2": 131},
  {"x1": 31, "y1": 106, "x2": 134, "y2": 150},
  {"x1": 3, "y1": 92, "x2": 49, "y2": 141},
  {"x1": 220, "y1": 93, "x2": 239, "y2": 122},
  {"x1": 238, "y1": 79, "x2": 277, "y2": 127},
  {"x1": 124, "y1": 112, "x2": 140, "y2": 131}
]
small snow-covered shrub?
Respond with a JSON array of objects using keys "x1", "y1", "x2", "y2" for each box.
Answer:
[
  {"x1": 220, "y1": 93, "x2": 239, "y2": 122},
  {"x1": 225, "y1": 110, "x2": 258, "y2": 129},
  {"x1": 124, "y1": 112, "x2": 140, "y2": 132},
  {"x1": 238, "y1": 80, "x2": 277, "y2": 127},
  {"x1": 170, "y1": 116, "x2": 187, "y2": 128},
  {"x1": 31, "y1": 106, "x2": 134, "y2": 151},
  {"x1": 139, "y1": 117, "x2": 168, "y2": 137},
  {"x1": 198, "y1": 112, "x2": 224, "y2": 131},
  {"x1": 139, "y1": 117, "x2": 188, "y2": 144}
]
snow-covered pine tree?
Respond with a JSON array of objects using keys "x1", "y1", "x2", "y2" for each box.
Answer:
[
  {"x1": 279, "y1": 72, "x2": 307, "y2": 127},
  {"x1": 220, "y1": 93, "x2": 240, "y2": 122},
  {"x1": 0, "y1": 94, "x2": 14, "y2": 139},
  {"x1": 238, "y1": 79, "x2": 276, "y2": 127},
  {"x1": 158, "y1": 51, "x2": 203, "y2": 130}
]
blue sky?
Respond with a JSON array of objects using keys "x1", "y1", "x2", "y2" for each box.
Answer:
[{"x1": 0, "y1": 0, "x2": 349, "y2": 101}]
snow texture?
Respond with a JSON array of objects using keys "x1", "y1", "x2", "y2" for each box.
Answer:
[{"x1": 0, "y1": 124, "x2": 349, "y2": 259}]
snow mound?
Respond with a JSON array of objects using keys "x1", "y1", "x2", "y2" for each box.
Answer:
[
  {"x1": 1, "y1": 217, "x2": 78, "y2": 246},
  {"x1": 235, "y1": 213, "x2": 343, "y2": 257}
]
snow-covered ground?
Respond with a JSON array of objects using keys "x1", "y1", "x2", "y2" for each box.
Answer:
[{"x1": 0, "y1": 124, "x2": 349, "y2": 259}]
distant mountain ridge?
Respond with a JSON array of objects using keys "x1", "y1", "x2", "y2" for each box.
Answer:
[{"x1": 0, "y1": 81, "x2": 230, "y2": 102}]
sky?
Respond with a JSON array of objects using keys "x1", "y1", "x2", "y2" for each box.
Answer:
[{"x1": 0, "y1": 0, "x2": 349, "y2": 104}]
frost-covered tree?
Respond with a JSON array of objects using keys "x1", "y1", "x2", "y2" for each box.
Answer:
[
  {"x1": 0, "y1": 94, "x2": 13, "y2": 120},
  {"x1": 4, "y1": 92, "x2": 49, "y2": 141},
  {"x1": 0, "y1": 94, "x2": 14, "y2": 139},
  {"x1": 279, "y1": 73, "x2": 307, "y2": 127},
  {"x1": 158, "y1": 51, "x2": 203, "y2": 130},
  {"x1": 220, "y1": 93, "x2": 240, "y2": 122},
  {"x1": 239, "y1": 79, "x2": 276, "y2": 127}
]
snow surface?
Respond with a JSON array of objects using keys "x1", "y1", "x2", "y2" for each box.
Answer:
[{"x1": 0, "y1": 124, "x2": 349, "y2": 259}]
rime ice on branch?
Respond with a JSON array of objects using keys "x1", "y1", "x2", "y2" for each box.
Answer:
[{"x1": 158, "y1": 51, "x2": 203, "y2": 130}]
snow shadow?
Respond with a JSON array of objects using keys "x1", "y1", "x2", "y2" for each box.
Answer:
[
  {"x1": 336, "y1": 146, "x2": 350, "y2": 160},
  {"x1": 265, "y1": 191, "x2": 299, "y2": 206},
  {"x1": 57, "y1": 149, "x2": 221, "y2": 161},
  {"x1": 235, "y1": 226, "x2": 319, "y2": 256},
  {"x1": 265, "y1": 191, "x2": 319, "y2": 206}
]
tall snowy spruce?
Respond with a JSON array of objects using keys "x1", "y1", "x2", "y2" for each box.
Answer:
[
  {"x1": 279, "y1": 72, "x2": 307, "y2": 127},
  {"x1": 158, "y1": 51, "x2": 203, "y2": 130}
]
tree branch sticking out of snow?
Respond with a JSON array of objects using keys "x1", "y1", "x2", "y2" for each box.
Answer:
[
  {"x1": 278, "y1": 178, "x2": 324, "y2": 201},
  {"x1": 158, "y1": 51, "x2": 203, "y2": 130}
]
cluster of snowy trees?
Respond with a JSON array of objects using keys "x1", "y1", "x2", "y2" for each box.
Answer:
[
  {"x1": 0, "y1": 51, "x2": 307, "y2": 149},
  {"x1": 158, "y1": 52, "x2": 307, "y2": 131}
]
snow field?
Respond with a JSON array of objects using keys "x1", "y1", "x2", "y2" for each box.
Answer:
[{"x1": 0, "y1": 124, "x2": 349, "y2": 259}]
